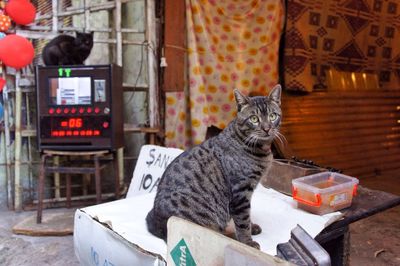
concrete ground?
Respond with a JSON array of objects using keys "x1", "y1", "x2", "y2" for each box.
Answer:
[
  {"x1": 0, "y1": 175, "x2": 398, "y2": 266},
  {"x1": 0, "y1": 208, "x2": 79, "y2": 266}
]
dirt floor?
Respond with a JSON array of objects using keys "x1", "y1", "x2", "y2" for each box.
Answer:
[
  {"x1": 0, "y1": 175, "x2": 398, "y2": 266},
  {"x1": 349, "y1": 175, "x2": 400, "y2": 266},
  {"x1": 0, "y1": 208, "x2": 79, "y2": 266}
]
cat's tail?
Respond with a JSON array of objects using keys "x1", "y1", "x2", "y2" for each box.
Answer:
[{"x1": 146, "y1": 209, "x2": 168, "y2": 242}]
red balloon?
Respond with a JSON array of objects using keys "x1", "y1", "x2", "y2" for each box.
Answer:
[
  {"x1": 0, "y1": 34, "x2": 35, "y2": 69},
  {"x1": 0, "y1": 78, "x2": 5, "y2": 92},
  {"x1": 5, "y1": 0, "x2": 36, "y2": 25}
]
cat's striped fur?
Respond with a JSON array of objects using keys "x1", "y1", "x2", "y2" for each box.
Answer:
[{"x1": 146, "y1": 85, "x2": 282, "y2": 249}]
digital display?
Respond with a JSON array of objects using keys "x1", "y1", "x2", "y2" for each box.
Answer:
[
  {"x1": 49, "y1": 77, "x2": 91, "y2": 105},
  {"x1": 40, "y1": 116, "x2": 111, "y2": 138},
  {"x1": 37, "y1": 64, "x2": 123, "y2": 151}
]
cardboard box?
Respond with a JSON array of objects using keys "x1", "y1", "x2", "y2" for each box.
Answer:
[
  {"x1": 74, "y1": 194, "x2": 167, "y2": 266},
  {"x1": 74, "y1": 145, "x2": 343, "y2": 265},
  {"x1": 167, "y1": 217, "x2": 293, "y2": 266},
  {"x1": 74, "y1": 145, "x2": 182, "y2": 266}
]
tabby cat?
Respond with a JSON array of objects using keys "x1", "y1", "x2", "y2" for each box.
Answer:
[
  {"x1": 42, "y1": 32, "x2": 94, "y2": 66},
  {"x1": 146, "y1": 85, "x2": 282, "y2": 249}
]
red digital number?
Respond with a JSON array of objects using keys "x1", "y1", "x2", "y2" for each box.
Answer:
[
  {"x1": 61, "y1": 118, "x2": 83, "y2": 128},
  {"x1": 76, "y1": 118, "x2": 83, "y2": 128}
]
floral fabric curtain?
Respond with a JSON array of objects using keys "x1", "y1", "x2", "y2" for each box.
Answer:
[{"x1": 165, "y1": 0, "x2": 284, "y2": 148}]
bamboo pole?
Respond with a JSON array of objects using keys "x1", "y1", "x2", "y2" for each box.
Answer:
[
  {"x1": 146, "y1": 0, "x2": 160, "y2": 128},
  {"x1": 52, "y1": 0, "x2": 58, "y2": 32},
  {"x1": 84, "y1": 0, "x2": 90, "y2": 31},
  {"x1": 115, "y1": 0, "x2": 124, "y2": 189},
  {"x1": 25, "y1": 91, "x2": 34, "y2": 200},
  {"x1": 2, "y1": 66, "x2": 13, "y2": 210},
  {"x1": 116, "y1": 0, "x2": 122, "y2": 66},
  {"x1": 14, "y1": 72, "x2": 22, "y2": 211},
  {"x1": 32, "y1": 192, "x2": 115, "y2": 204},
  {"x1": 50, "y1": 0, "x2": 61, "y2": 201}
]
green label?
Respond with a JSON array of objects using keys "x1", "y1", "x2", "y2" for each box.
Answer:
[
  {"x1": 170, "y1": 238, "x2": 196, "y2": 266},
  {"x1": 58, "y1": 67, "x2": 72, "y2": 77}
]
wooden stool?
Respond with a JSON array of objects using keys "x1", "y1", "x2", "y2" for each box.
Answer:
[{"x1": 37, "y1": 150, "x2": 120, "y2": 224}]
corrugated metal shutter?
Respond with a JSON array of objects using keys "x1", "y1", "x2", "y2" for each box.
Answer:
[{"x1": 280, "y1": 91, "x2": 400, "y2": 179}]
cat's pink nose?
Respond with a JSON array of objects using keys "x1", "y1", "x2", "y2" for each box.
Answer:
[{"x1": 262, "y1": 126, "x2": 271, "y2": 135}]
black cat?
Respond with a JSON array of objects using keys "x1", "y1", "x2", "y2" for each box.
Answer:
[{"x1": 42, "y1": 32, "x2": 94, "y2": 66}]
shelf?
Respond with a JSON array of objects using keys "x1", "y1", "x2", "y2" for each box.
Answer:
[{"x1": 123, "y1": 124, "x2": 159, "y2": 134}]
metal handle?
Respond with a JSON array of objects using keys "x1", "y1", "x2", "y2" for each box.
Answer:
[
  {"x1": 352, "y1": 184, "x2": 358, "y2": 196},
  {"x1": 292, "y1": 187, "x2": 322, "y2": 207}
]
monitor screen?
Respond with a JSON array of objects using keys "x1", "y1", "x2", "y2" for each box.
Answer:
[{"x1": 49, "y1": 77, "x2": 91, "y2": 105}]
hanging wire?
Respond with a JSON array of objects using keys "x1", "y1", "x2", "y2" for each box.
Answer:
[{"x1": 126, "y1": 40, "x2": 147, "y2": 105}]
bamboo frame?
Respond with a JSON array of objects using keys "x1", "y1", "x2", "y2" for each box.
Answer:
[{"x1": 7, "y1": 0, "x2": 160, "y2": 210}]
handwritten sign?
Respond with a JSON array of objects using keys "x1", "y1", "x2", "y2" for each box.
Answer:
[{"x1": 126, "y1": 145, "x2": 183, "y2": 198}]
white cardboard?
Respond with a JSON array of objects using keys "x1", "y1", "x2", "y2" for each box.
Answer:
[
  {"x1": 74, "y1": 206, "x2": 165, "y2": 266},
  {"x1": 74, "y1": 145, "x2": 343, "y2": 265},
  {"x1": 166, "y1": 217, "x2": 293, "y2": 266},
  {"x1": 74, "y1": 186, "x2": 342, "y2": 265},
  {"x1": 126, "y1": 145, "x2": 183, "y2": 198}
]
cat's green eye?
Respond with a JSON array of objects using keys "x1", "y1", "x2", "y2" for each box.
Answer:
[
  {"x1": 249, "y1": 115, "x2": 259, "y2": 124},
  {"x1": 269, "y1": 113, "x2": 278, "y2": 121}
]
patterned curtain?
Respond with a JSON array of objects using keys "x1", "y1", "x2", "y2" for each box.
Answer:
[
  {"x1": 165, "y1": 0, "x2": 284, "y2": 149},
  {"x1": 284, "y1": 0, "x2": 400, "y2": 92}
]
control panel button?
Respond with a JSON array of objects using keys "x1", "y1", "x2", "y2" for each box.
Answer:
[
  {"x1": 79, "y1": 107, "x2": 85, "y2": 114},
  {"x1": 102, "y1": 121, "x2": 109, "y2": 128},
  {"x1": 104, "y1": 107, "x2": 110, "y2": 114},
  {"x1": 56, "y1": 108, "x2": 62, "y2": 114},
  {"x1": 87, "y1": 107, "x2": 92, "y2": 113},
  {"x1": 71, "y1": 108, "x2": 77, "y2": 114},
  {"x1": 49, "y1": 108, "x2": 55, "y2": 114},
  {"x1": 63, "y1": 108, "x2": 69, "y2": 114},
  {"x1": 94, "y1": 107, "x2": 101, "y2": 114}
]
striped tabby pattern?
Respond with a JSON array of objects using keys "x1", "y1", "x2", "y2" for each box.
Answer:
[{"x1": 146, "y1": 85, "x2": 282, "y2": 249}]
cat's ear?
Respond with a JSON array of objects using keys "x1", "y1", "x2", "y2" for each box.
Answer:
[
  {"x1": 234, "y1": 89, "x2": 250, "y2": 112},
  {"x1": 268, "y1": 84, "x2": 282, "y2": 106},
  {"x1": 89, "y1": 31, "x2": 94, "y2": 36}
]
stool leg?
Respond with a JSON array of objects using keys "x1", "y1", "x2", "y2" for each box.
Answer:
[
  {"x1": 114, "y1": 152, "x2": 120, "y2": 199},
  {"x1": 37, "y1": 154, "x2": 47, "y2": 224},
  {"x1": 94, "y1": 155, "x2": 101, "y2": 204},
  {"x1": 66, "y1": 174, "x2": 71, "y2": 208},
  {"x1": 82, "y1": 174, "x2": 90, "y2": 195}
]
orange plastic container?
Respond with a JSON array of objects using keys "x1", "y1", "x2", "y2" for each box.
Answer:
[{"x1": 292, "y1": 172, "x2": 359, "y2": 215}]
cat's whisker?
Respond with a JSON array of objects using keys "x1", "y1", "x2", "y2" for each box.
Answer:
[
  {"x1": 275, "y1": 132, "x2": 288, "y2": 147},
  {"x1": 245, "y1": 135, "x2": 255, "y2": 152},
  {"x1": 276, "y1": 131, "x2": 285, "y2": 139},
  {"x1": 246, "y1": 134, "x2": 258, "y2": 153},
  {"x1": 274, "y1": 133, "x2": 284, "y2": 146}
]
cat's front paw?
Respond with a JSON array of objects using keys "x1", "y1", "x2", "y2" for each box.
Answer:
[
  {"x1": 251, "y1": 223, "x2": 262, "y2": 235},
  {"x1": 246, "y1": 240, "x2": 260, "y2": 249}
]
